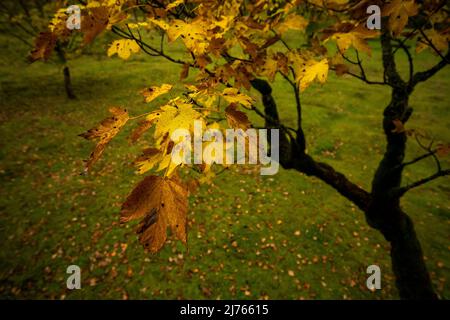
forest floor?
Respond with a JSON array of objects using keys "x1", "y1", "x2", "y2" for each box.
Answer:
[{"x1": 0, "y1": 34, "x2": 449, "y2": 299}]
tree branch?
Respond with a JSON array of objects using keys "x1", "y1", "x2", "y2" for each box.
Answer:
[
  {"x1": 412, "y1": 45, "x2": 450, "y2": 86},
  {"x1": 392, "y1": 39, "x2": 414, "y2": 85},
  {"x1": 400, "y1": 149, "x2": 438, "y2": 168},
  {"x1": 336, "y1": 48, "x2": 388, "y2": 85},
  {"x1": 392, "y1": 169, "x2": 450, "y2": 197},
  {"x1": 381, "y1": 26, "x2": 406, "y2": 88},
  {"x1": 112, "y1": 25, "x2": 193, "y2": 65},
  {"x1": 419, "y1": 28, "x2": 450, "y2": 63}
]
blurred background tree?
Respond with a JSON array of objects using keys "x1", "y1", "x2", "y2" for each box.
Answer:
[{"x1": 0, "y1": 0, "x2": 78, "y2": 99}]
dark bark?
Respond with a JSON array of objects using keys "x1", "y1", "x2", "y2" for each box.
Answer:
[
  {"x1": 55, "y1": 42, "x2": 76, "y2": 100},
  {"x1": 63, "y1": 66, "x2": 76, "y2": 100},
  {"x1": 365, "y1": 28, "x2": 437, "y2": 299},
  {"x1": 250, "y1": 79, "x2": 293, "y2": 166},
  {"x1": 366, "y1": 91, "x2": 437, "y2": 299},
  {"x1": 372, "y1": 90, "x2": 438, "y2": 301}
]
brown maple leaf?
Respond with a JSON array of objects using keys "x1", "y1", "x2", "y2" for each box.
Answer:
[
  {"x1": 79, "y1": 107, "x2": 129, "y2": 171},
  {"x1": 225, "y1": 103, "x2": 251, "y2": 130},
  {"x1": 121, "y1": 175, "x2": 188, "y2": 253},
  {"x1": 28, "y1": 32, "x2": 57, "y2": 62}
]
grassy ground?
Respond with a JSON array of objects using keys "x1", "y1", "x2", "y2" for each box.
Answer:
[{"x1": 0, "y1": 34, "x2": 449, "y2": 300}]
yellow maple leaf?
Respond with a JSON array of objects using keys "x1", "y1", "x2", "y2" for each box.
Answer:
[
  {"x1": 166, "y1": 0, "x2": 185, "y2": 10},
  {"x1": 135, "y1": 132, "x2": 183, "y2": 177},
  {"x1": 297, "y1": 59, "x2": 329, "y2": 92},
  {"x1": 151, "y1": 18, "x2": 210, "y2": 55},
  {"x1": 259, "y1": 57, "x2": 279, "y2": 82},
  {"x1": 156, "y1": 133, "x2": 189, "y2": 177},
  {"x1": 152, "y1": 100, "x2": 202, "y2": 143},
  {"x1": 140, "y1": 84, "x2": 173, "y2": 103},
  {"x1": 127, "y1": 22, "x2": 149, "y2": 29},
  {"x1": 221, "y1": 88, "x2": 253, "y2": 108},
  {"x1": 328, "y1": 25, "x2": 379, "y2": 56},
  {"x1": 275, "y1": 14, "x2": 308, "y2": 34},
  {"x1": 107, "y1": 39, "x2": 140, "y2": 60},
  {"x1": 383, "y1": 0, "x2": 419, "y2": 37},
  {"x1": 156, "y1": 152, "x2": 182, "y2": 177},
  {"x1": 48, "y1": 8, "x2": 71, "y2": 36},
  {"x1": 121, "y1": 175, "x2": 188, "y2": 253},
  {"x1": 135, "y1": 148, "x2": 162, "y2": 174}
]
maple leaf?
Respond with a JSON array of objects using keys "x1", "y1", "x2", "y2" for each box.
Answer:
[
  {"x1": 81, "y1": 8, "x2": 109, "y2": 45},
  {"x1": 152, "y1": 100, "x2": 202, "y2": 143},
  {"x1": 121, "y1": 175, "x2": 188, "y2": 253},
  {"x1": 129, "y1": 111, "x2": 161, "y2": 143},
  {"x1": 275, "y1": 14, "x2": 308, "y2": 34},
  {"x1": 416, "y1": 29, "x2": 450, "y2": 54},
  {"x1": 135, "y1": 135, "x2": 180, "y2": 177},
  {"x1": 81, "y1": 6, "x2": 127, "y2": 44},
  {"x1": 225, "y1": 104, "x2": 251, "y2": 130},
  {"x1": 107, "y1": 39, "x2": 140, "y2": 60},
  {"x1": 129, "y1": 121, "x2": 152, "y2": 143},
  {"x1": 48, "y1": 8, "x2": 72, "y2": 38},
  {"x1": 297, "y1": 59, "x2": 329, "y2": 92},
  {"x1": 157, "y1": 18, "x2": 210, "y2": 55},
  {"x1": 166, "y1": 0, "x2": 185, "y2": 11},
  {"x1": 327, "y1": 24, "x2": 379, "y2": 56},
  {"x1": 135, "y1": 148, "x2": 162, "y2": 174},
  {"x1": 140, "y1": 84, "x2": 173, "y2": 103},
  {"x1": 259, "y1": 57, "x2": 279, "y2": 82},
  {"x1": 382, "y1": 0, "x2": 419, "y2": 37},
  {"x1": 28, "y1": 32, "x2": 57, "y2": 62},
  {"x1": 79, "y1": 107, "x2": 129, "y2": 171},
  {"x1": 221, "y1": 88, "x2": 253, "y2": 108}
]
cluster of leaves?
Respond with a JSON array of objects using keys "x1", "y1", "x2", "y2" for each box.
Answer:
[{"x1": 33, "y1": 0, "x2": 449, "y2": 252}]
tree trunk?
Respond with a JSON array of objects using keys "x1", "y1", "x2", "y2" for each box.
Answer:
[
  {"x1": 367, "y1": 88, "x2": 437, "y2": 299},
  {"x1": 364, "y1": 26, "x2": 438, "y2": 299},
  {"x1": 63, "y1": 65, "x2": 76, "y2": 100},
  {"x1": 55, "y1": 42, "x2": 76, "y2": 100}
]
